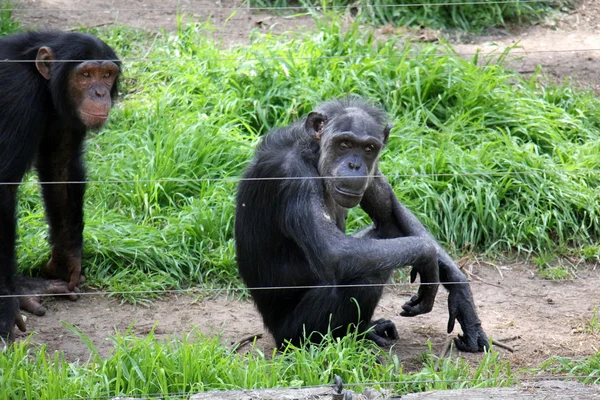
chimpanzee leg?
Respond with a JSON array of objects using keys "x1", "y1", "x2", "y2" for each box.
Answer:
[
  {"x1": 36, "y1": 137, "x2": 86, "y2": 291},
  {"x1": 0, "y1": 185, "x2": 23, "y2": 340},
  {"x1": 273, "y1": 284, "x2": 397, "y2": 348},
  {"x1": 273, "y1": 235, "x2": 440, "y2": 348}
]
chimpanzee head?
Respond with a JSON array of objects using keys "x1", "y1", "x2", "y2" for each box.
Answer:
[
  {"x1": 307, "y1": 98, "x2": 392, "y2": 209},
  {"x1": 34, "y1": 33, "x2": 121, "y2": 131}
]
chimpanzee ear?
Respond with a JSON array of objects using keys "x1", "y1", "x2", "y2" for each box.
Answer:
[
  {"x1": 382, "y1": 124, "x2": 393, "y2": 146},
  {"x1": 305, "y1": 111, "x2": 328, "y2": 141},
  {"x1": 35, "y1": 47, "x2": 55, "y2": 80}
]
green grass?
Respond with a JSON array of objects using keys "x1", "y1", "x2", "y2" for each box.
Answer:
[
  {"x1": 0, "y1": 328, "x2": 513, "y2": 399},
  {"x1": 0, "y1": 1, "x2": 20, "y2": 35},
  {"x1": 586, "y1": 306, "x2": 600, "y2": 335},
  {"x1": 10, "y1": 17, "x2": 600, "y2": 295},
  {"x1": 542, "y1": 348, "x2": 600, "y2": 385},
  {"x1": 249, "y1": 0, "x2": 558, "y2": 32}
]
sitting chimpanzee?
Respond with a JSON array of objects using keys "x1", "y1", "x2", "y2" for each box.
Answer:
[
  {"x1": 235, "y1": 97, "x2": 488, "y2": 351},
  {"x1": 0, "y1": 31, "x2": 121, "y2": 341}
]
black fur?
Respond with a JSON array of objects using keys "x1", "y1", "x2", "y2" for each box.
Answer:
[
  {"x1": 235, "y1": 98, "x2": 488, "y2": 351},
  {"x1": 0, "y1": 31, "x2": 120, "y2": 340}
]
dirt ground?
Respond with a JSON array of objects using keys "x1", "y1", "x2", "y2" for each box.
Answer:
[
  {"x1": 14, "y1": 260, "x2": 600, "y2": 372},
  {"x1": 8, "y1": 0, "x2": 600, "y2": 373}
]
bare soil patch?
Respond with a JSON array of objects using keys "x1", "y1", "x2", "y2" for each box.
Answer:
[
  {"x1": 13, "y1": 0, "x2": 315, "y2": 46},
  {"x1": 15, "y1": 261, "x2": 600, "y2": 372},
  {"x1": 13, "y1": 0, "x2": 600, "y2": 90}
]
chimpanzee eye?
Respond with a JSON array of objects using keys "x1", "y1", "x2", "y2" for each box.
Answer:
[
  {"x1": 365, "y1": 145, "x2": 375, "y2": 154},
  {"x1": 104, "y1": 71, "x2": 111, "y2": 78},
  {"x1": 339, "y1": 141, "x2": 350, "y2": 150},
  {"x1": 82, "y1": 71, "x2": 90, "y2": 77}
]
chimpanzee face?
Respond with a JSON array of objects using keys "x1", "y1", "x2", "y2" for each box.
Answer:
[
  {"x1": 306, "y1": 108, "x2": 390, "y2": 209},
  {"x1": 68, "y1": 61, "x2": 120, "y2": 130},
  {"x1": 35, "y1": 46, "x2": 120, "y2": 131}
]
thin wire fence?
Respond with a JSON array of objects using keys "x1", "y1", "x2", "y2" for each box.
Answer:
[
  {"x1": 4, "y1": 167, "x2": 600, "y2": 186},
  {"x1": 3, "y1": 273, "x2": 600, "y2": 299},
  {"x1": 3, "y1": 0, "x2": 563, "y2": 12},
  {"x1": 1, "y1": 46, "x2": 600, "y2": 63}
]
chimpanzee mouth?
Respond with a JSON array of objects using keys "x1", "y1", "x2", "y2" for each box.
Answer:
[
  {"x1": 334, "y1": 186, "x2": 363, "y2": 197},
  {"x1": 81, "y1": 111, "x2": 109, "y2": 120}
]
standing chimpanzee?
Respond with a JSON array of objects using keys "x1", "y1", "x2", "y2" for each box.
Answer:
[
  {"x1": 235, "y1": 97, "x2": 488, "y2": 351},
  {"x1": 0, "y1": 31, "x2": 121, "y2": 341}
]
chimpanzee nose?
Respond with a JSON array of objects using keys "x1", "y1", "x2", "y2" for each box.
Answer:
[
  {"x1": 94, "y1": 88, "x2": 106, "y2": 98},
  {"x1": 348, "y1": 161, "x2": 361, "y2": 170}
]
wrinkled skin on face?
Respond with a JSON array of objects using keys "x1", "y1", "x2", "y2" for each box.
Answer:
[
  {"x1": 35, "y1": 47, "x2": 119, "y2": 130},
  {"x1": 68, "y1": 61, "x2": 119, "y2": 130},
  {"x1": 306, "y1": 108, "x2": 390, "y2": 209}
]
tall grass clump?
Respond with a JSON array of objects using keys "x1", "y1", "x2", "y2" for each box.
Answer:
[
  {"x1": 0, "y1": 1, "x2": 20, "y2": 35},
  {"x1": 0, "y1": 328, "x2": 512, "y2": 399},
  {"x1": 13, "y1": 18, "x2": 600, "y2": 295},
  {"x1": 541, "y1": 349, "x2": 600, "y2": 384},
  {"x1": 249, "y1": 0, "x2": 557, "y2": 31}
]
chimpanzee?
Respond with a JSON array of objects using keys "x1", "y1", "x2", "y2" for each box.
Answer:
[
  {"x1": 235, "y1": 97, "x2": 488, "y2": 351},
  {"x1": 0, "y1": 31, "x2": 121, "y2": 341}
]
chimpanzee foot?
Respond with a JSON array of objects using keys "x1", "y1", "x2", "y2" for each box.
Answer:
[
  {"x1": 400, "y1": 294, "x2": 435, "y2": 317},
  {"x1": 42, "y1": 254, "x2": 85, "y2": 291},
  {"x1": 15, "y1": 277, "x2": 79, "y2": 317},
  {"x1": 365, "y1": 318, "x2": 398, "y2": 347},
  {"x1": 0, "y1": 298, "x2": 25, "y2": 343}
]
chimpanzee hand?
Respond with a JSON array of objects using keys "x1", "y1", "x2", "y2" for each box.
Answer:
[
  {"x1": 447, "y1": 286, "x2": 489, "y2": 352},
  {"x1": 365, "y1": 318, "x2": 398, "y2": 347},
  {"x1": 400, "y1": 293, "x2": 436, "y2": 317},
  {"x1": 400, "y1": 268, "x2": 438, "y2": 317},
  {"x1": 42, "y1": 253, "x2": 85, "y2": 291}
]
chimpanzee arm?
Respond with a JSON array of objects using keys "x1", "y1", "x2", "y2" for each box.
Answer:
[
  {"x1": 360, "y1": 173, "x2": 489, "y2": 352},
  {"x1": 281, "y1": 185, "x2": 440, "y2": 317},
  {"x1": 35, "y1": 132, "x2": 86, "y2": 291}
]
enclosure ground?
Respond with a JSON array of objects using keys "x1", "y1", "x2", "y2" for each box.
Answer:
[
  {"x1": 14, "y1": 0, "x2": 600, "y2": 91},
  {"x1": 9, "y1": 0, "x2": 600, "y2": 377},
  {"x1": 16, "y1": 261, "x2": 600, "y2": 372}
]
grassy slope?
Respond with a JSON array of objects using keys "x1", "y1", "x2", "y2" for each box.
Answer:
[{"x1": 15, "y1": 19, "x2": 600, "y2": 295}]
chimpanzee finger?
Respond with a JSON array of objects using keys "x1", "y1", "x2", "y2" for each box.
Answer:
[
  {"x1": 15, "y1": 311, "x2": 26, "y2": 332},
  {"x1": 68, "y1": 286, "x2": 80, "y2": 301},
  {"x1": 379, "y1": 320, "x2": 398, "y2": 339},
  {"x1": 410, "y1": 268, "x2": 417, "y2": 283},
  {"x1": 45, "y1": 279, "x2": 79, "y2": 301},
  {"x1": 67, "y1": 268, "x2": 81, "y2": 291},
  {"x1": 447, "y1": 314, "x2": 456, "y2": 333},
  {"x1": 447, "y1": 300, "x2": 459, "y2": 333},
  {"x1": 403, "y1": 294, "x2": 419, "y2": 307},
  {"x1": 19, "y1": 296, "x2": 47, "y2": 316},
  {"x1": 454, "y1": 334, "x2": 477, "y2": 352},
  {"x1": 365, "y1": 331, "x2": 389, "y2": 347}
]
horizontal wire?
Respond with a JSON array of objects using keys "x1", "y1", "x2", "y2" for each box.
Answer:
[
  {"x1": 3, "y1": 168, "x2": 600, "y2": 186},
  {"x1": 4, "y1": 0, "x2": 560, "y2": 12},
  {"x1": 2, "y1": 47, "x2": 600, "y2": 63},
  {"x1": 4, "y1": 276, "x2": 600, "y2": 299}
]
